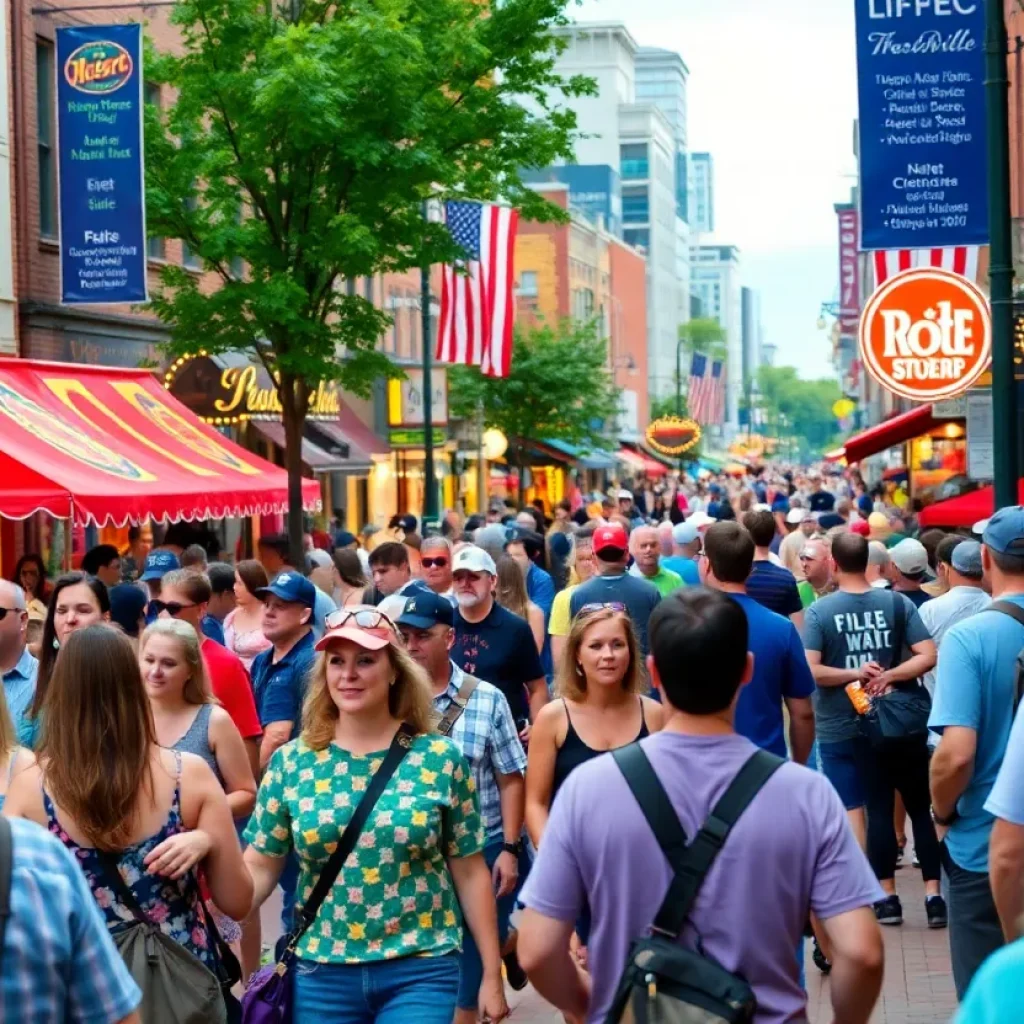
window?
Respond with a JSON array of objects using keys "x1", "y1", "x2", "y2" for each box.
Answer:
[
  {"x1": 620, "y1": 143, "x2": 649, "y2": 181},
  {"x1": 144, "y1": 84, "x2": 165, "y2": 260},
  {"x1": 621, "y1": 186, "x2": 649, "y2": 224},
  {"x1": 36, "y1": 41, "x2": 56, "y2": 237},
  {"x1": 623, "y1": 228, "x2": 649, "y2": 249},
  {"x1": 519, "y1": 270, "x2": 538, "y2": 297}
]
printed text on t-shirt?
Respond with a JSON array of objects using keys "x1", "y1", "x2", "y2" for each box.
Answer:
[{"x1": 832, "y1": 609, "x2": 892, "y2": 669}]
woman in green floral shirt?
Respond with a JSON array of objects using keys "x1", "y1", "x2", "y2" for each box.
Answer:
[{"x1": 244, "y1": 606, "x2": 508, "y2": 1023}]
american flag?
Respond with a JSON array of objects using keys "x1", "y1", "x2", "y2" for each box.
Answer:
[
  {"x1": 436, "y1": 201, "x2": 519, "y2": 378},
  {"x1": 688, "y1": 354, "x2": 726, "y2": 425},
  {"x1": 872, "y1": 247, "x2": 981, "y2": 287}
]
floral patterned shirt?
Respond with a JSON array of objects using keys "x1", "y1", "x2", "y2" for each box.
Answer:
[{"x1": 245, "y1": 732, "x2": 484, "y2": 963}]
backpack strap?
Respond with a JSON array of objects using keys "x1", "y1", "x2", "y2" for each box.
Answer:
[
  {"x1": 614, "y1": 744, "x2": 784, "y2": 938},
  {"x1": 986, "y1": 602, "x2": 1024, "y2": 710},
  {"x1": 436, "y1": 675, "x2": 480, "y2": 737},
  {"x1": 890, "y1": 591, "x2": 906, "y2": 666},
  {"x1": 0, "y1": 816, "x2": 12, "y2": 977}
]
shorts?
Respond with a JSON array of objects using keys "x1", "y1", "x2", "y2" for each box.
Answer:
[{"x1": 818, "y1": 736, "x2": 870, "y2": 810}]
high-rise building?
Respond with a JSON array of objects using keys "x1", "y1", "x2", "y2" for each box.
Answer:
[
  {"x1": 689, "y1": 152, "x2": 714, "y2": 235},
  {"x1": 691, "y1": 245, "x2": 742, "y2": 430}
]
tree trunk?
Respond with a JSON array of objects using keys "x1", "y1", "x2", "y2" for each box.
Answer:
[{"x1": 280, "y1": 372, "x2": 310, "y2": 570}]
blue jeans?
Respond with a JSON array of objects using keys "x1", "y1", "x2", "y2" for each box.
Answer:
[
  {"x1": 456, "y1": 839, "x2": 530, "y2": 1010},
  {"x1": 818, "y1": 737, "x2": 870, "y2": 810},
  {"x1": 293, "y1": 953, "x2": 459, "y2": 1023}
]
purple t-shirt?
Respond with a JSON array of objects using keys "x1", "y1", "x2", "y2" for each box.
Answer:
[{"x1": 521, "y1": 731, "x2": 883, "y2": 1024}]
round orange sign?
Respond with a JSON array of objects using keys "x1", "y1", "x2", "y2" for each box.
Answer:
[{"x1": 859, "y1": 267, "x2": 991, "y2": 403}]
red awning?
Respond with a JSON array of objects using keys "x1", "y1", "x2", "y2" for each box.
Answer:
[
  {"x1": 918, "y1": 481, "x2": 1024, "y2": 528},
  {"x1": 841, "y1": 405, "x2": 939, "y2": 464},
  {"x1": 0, "y1": 358, "x2": 321, "y2": 525}
]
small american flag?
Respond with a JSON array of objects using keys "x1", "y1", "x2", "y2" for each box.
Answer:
[
  {"x1": 688, "y1": 353, "x2": 726, "y2": 425},
  {"x1": 873, "y1": 247, "x2": 981, "y2": 287},
  {"x1": 436, "y1": 201, "x2": 519, "y2": 378}
]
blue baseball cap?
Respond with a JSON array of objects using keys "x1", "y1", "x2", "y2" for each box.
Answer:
[
  {"x1": 396, "y1": 591, "x2": 454, "y2": 630},
  {"x1": 256, "y1": 571, "x2": 317, "y2": 609},
  {"x1": 334, "y1": 530, "x2": 357, "y2": 548},
  {"x1": 951, "y1": 540, "x2": 984, "y2": 578},
  {"x1": 140, "y1": 550, "x2": 180, "y2": 582},
  {"x1": 981, "y1": 506, "x2": 1024, "y2": 556}
]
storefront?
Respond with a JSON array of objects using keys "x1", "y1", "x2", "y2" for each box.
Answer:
[
  {"x1": 165, "y1": 353, "x2": 390, "y2": 530},
  {"x1": 0, "y1": 359, "x2": 320, "y2": 575}
]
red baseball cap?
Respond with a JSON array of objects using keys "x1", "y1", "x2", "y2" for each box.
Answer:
[
  {"x1": 593, "y1": 523, "x2": 629, "y2": 557},
  {"x1": 850, "y1": 520, "x2": 870, "y2": 537}
]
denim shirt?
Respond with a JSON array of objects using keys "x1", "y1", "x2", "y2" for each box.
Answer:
[{"x1": 3, "y1": 647, "x2": 38, "y2": 735}]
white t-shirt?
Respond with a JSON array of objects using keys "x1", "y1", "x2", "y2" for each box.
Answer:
[{"x1": 920, "y1": 586, "x2": 992, "y2": 697}]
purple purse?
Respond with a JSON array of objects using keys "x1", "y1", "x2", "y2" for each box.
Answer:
[{"x1": 240, "y1": 725, "x2": 415, "y2": 1023}]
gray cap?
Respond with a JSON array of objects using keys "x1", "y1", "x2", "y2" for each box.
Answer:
[{"x1": 951, "y1": 540, "x2": 984, "y2": 579}]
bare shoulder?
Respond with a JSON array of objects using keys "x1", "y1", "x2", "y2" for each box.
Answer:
[
  {"x1": 12, "y1": 747, "x2": 37, "y2": 775},
  {"x1": 4, "y1": 758, "x2": 45, "y2": 822},
  {"x1": 207, "y1": 704, "x2": 238, "y2": 736},
  {"x1": 640, "y1": 695, "x2": 666, "y2": 732}
]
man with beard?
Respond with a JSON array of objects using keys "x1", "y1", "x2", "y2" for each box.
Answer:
[{"x1": 451, "y1": 546, "x2": 547, "y2": 742}]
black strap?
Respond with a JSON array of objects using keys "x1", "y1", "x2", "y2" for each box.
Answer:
[
  {"x1": 0, "y1": 816, "x2": 12, "y2": 977},
  {"x1": 614, "y1": 744, "x2": 783, "y2": 938},
  {"x1": 890, "y1": 590, "x2": 906, "y2": 667},
  {"x1": 986, "y1": 602, "x2": 1024, "y2": 710},
  {"x1": 287, "y1": 722, "x2": 416, "y2": 948}
]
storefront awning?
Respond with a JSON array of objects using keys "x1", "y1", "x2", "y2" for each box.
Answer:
[
  {"x1": 543, "y1": 439, "x2": 617, "y2": 470},
  {"x1": 917, "y1": 482, "x2": 1024, "y2": 528},
  {"x1": 251, "y1": 421, "x2": 357, "y2": 474},
  {"x1": 617, "y1": 447, "x2": 668, "y2": 477},
  {"x1": 840, "y1": 405, "x2": 939, "y2": 464},
  {"x1": 617, "y1": 447, "x2": 646, "y2": 470},
  {"x1": 0, "y1": 359, "x2": 321, "y2": 525}
]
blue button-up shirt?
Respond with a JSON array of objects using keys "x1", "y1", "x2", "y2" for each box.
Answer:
[
  {"x1": 250, "y1": 631, "x2": 316, "y2": 736},
  {"x1": 3, "y1": 647, "x2": 38, "y2": 734},
  {"x1": 432, "y1": 662, "x2": 526, "y2": 841}
]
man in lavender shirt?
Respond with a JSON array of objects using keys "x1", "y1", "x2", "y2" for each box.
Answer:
[{"x1": 518, "y1": 587, "x2": 885, "y2": 1024}]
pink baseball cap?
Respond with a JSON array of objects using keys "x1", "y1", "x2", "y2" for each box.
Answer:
[{"x1": 315, "y1": 606, "x2": 399, "y2": 652}]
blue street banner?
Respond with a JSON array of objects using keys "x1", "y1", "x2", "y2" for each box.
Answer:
[
  {"x1": 854, "y1": 0, "x2": 988, "y2": 251},
  {"x1": 56, "y1": 23, "x2": 147, "y2": 304}
]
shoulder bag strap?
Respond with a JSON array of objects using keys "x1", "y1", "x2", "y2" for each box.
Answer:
[
  {"x1": 437, "y1": 676, "x2": 480, "y2": 737},
  {"x1": 288, "y1": 722, "x2": 416, "y2": 948},
  {"x1": 614, "y1": 744, "x2": 784, "y2": 938},
  {"x1": 988, "y1": 600, "x2": 1024, "y2": 629},
  {"x1": 890, "y1": 590, "x2": 906, "y2": 667},
  {"x1": 0, "y1": 816, "x2": 12, "y2": 977},
  {"x1": 96, "y1": 849, "x2": 152, "y2": 926}
]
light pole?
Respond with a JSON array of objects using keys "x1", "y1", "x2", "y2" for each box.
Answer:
[
  {"x1": 675, "y1": 338, "x2": 685, "y2": 417},
  {"x1": 421, "y1": 202, "x2": 439, "y2": 524},
  {"x1": 986, "y1": 0, "x2": 1018, "y2": 509}
]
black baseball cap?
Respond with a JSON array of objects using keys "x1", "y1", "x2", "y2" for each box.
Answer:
[{"x1": 396, "y1": 591, "x2": 454, "y2": 630}]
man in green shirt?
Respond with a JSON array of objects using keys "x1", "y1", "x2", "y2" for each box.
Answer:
[
  {"x1": 628, "y1": 524, "x2": 684, "y2": 597},
  {"x1": 796, "y1": 538, "x2": 835, "y2": 608}
]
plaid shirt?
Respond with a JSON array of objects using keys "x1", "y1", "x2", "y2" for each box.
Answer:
[
  {"x1": 0, "y1": 817, "x2": 141, "y2": 1023},
  {"x1": 433, "y1": 662, "x2": 527, "y2": 841}
]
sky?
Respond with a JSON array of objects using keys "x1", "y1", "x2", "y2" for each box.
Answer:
[{"x1": 575, "y1": 0, "x2": 859, "y2": 379}]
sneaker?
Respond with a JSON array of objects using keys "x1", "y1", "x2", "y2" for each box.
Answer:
[
  {"x1": 895, "y1": 842, "x2": 905, "y2": 869},
  {"x1": 912, "y1": 851, "x2": 920, "y2": 868},
  {"x1": 503, "y1": 950, "x2": 528, "y2": 991},
  {"x1": 874, "y1": 894, "x2": 903, "y2": 926},
  {"x1": 812, "y1": 937, "x2": 832, "y2": 975},
  {"x1": 926, "y1": 895, "x2": 948, "y2": 930}
]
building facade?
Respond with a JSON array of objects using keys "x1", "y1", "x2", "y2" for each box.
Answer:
[
  {"x1": 689, "y1": 152, "x2": 714, "y2": 236},
  {"x1": 691, "y1": 244, "x2": 742, "y2": 431}
]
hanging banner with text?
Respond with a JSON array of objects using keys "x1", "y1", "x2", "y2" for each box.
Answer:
[
  {"x1": 56, "y1": 23, "x2": 147, "y2": 304},
  {"x1": 854, "y1": 0, "x2": 988, "y2": 251}
]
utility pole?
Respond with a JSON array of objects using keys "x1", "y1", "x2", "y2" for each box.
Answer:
[
  {"x1": 420, "y1": 212, "x2": 439, "y2": 524},
  {"x1": 986, "y1": 0, "x2": 1018, "y2": 509},
  {"x1": 675, "y1": 339, "x2": 683, "y2": 417}
]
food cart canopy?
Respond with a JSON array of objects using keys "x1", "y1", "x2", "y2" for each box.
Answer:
[
  {"x1": 0, "y1": 359, "x2": 321, "y2": 525},
  {"x1": 917, "y1": 481, "x2": 1024, "y2": 529},
  {"x1": 840, "y1": 404, "x2": 939, "y2": 464}
]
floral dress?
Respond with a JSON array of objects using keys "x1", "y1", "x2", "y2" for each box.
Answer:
[{"x1": 44, "y1": 754, "x2": 214, "y2": 968}]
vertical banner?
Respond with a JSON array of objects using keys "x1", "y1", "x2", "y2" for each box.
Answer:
[
  {"x1": 56, "y1": 23, "x2": 147, "y2": 304},
  {"x1": 854, "y1": 0, "x2": 987, "y2": 251},
  {"x1": 836, "y1": 204, "x2": 860, "y2": 337}
]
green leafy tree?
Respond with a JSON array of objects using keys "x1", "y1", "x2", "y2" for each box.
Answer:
[
  {"x1": 755, "y1": 365, "x2": 843, "y2": 460},
  {"x1": 669, "y1": 318, "x2": 728, "y2": 414},
  {"x1": 449, "y1": 320, "x2": 620, "y2": 494},
  {"x1": 144, "y1": 0, "x2": 594, "y2": 561}
]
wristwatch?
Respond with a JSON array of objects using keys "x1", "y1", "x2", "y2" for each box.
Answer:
[
  {"x1": 502, "y1": 839, "x2": 524, "y2": 856},
  {"x1": 932, "y1": 807, "x2": 960, "y2": 827}
]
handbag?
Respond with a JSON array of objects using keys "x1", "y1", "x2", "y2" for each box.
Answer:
[
  {"x1": 860, "y1": 593, "x2": 932, "y2": 747},
  {"x1": 241, "y1": 723, "x2": 416, "y2": 1024}
]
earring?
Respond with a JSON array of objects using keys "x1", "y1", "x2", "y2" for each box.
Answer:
[{"x1": 575, "y1": 664, "x2": 584, "y2": 676}]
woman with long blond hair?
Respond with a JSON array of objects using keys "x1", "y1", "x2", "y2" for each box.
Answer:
[
  {"x1": 243, "y1": 606, "x2": 508, "y2": 1023},
  {"x1": 495, "y1": 555, "x2": 545, "y2": 654},
  {"x1": 4, "y1": 624, "x2": 251, "y2": 971}
]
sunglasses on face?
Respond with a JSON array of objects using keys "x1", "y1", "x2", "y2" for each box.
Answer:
[
  {"x1": 421, "y1": 557, "x2": 449, "y2": 569},
  {"x1": 0, "y1": 607, "x2": 24, "y2": 621},
  {"x1": 149, "y1": 600, "x2": 197, "y2": 617},
  {"x1": 324, "y1": 607, "x2": 398, "y2": 633}
]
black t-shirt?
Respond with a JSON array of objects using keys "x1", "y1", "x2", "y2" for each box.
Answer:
[{"x1": 452, "y1": 603, "x2": 544, "y2": 722}]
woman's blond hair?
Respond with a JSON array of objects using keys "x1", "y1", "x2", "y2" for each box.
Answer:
[
  {"x1": 554, "y1": 607, "x2": 644, "y2": 701},
  {"x1": 140, "y1": 619, "x2": 212, "y2": 705},
  {"x1": 302, "y1": 639, "x2": 436, "y2": 748}
]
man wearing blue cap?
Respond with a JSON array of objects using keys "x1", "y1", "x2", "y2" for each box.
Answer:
[
  {"x1": 397, "y1": 591, "x2": 528, "y2": 1022},
  {"x1": 930, "y1": 508, "x2": 1024, "y2": 998},
  {"x1": 662, "y1": 521, "x2": 701, "y2": 586}
]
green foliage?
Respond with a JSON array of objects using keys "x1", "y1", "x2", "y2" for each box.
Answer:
[
  {"x1": 448, "y1": 320, "x2": 620, "y2": 460},
  {"x1": 755, "y1": 365, "x2": 844, "y2": 459},
  {"x1": 142, "y1": 0, "x2": 593, "y2": 547},
  {"x1": 678, "y1": 318, "x2": 728, "y2": 364}
]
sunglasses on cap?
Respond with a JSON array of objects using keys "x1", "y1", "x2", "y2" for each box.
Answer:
[
  {"x1": 323, "y1": 607, "x2": 399, "y2": 633},
  {"x1": 421, "y1": 556, "x2": 449, "y2": 569},
  {"x1": 578, "y1": 601, "x2": 627, "y2": 616},
  {"x1": 149, "y1": 600, "x2": 198, "y2": 617}
]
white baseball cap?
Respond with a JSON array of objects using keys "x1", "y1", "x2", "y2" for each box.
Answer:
[
  {"x1": 451, "y1": 545, "x2": 497, "y2": 576},
  {"x1": 617, "y1": 489, "x2": 634, "y2": 501},
  {"x1": 786, "y1": 508, "x2": 810, "y2": 525},
  {"x1": 687, "y1": 511, "x2": 716, "y2": 529}
]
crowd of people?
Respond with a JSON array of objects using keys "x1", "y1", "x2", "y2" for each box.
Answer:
[{"x1": 0, "y1": 467, "x2": 1023, "y2": 1022}]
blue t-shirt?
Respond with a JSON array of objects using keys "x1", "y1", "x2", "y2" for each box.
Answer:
[
  {"x1": 250, "y1": 631, "x2": 316, "y2": 736},
  {"x1": 662, "y1": 555, "x2": 700, "y2": 586},
  {"x1": 956, "y1": 937, "x2": 1024, "y2": 1023},
  {"x1": 201, "y1": 614, "x2": 226, "y2": 646},
  {"x1": 929, "y1": 597, "x2": 1024, "y2": 873},
  {"x1": 569, "y1": 572, "x2": 661, "y2": 657},
  {"x1": 527, "y1": 563, "x2": 556, "y2": 681},
  {"x1": 745, "y1": 561, "x2": 802, "y2": 619},
  {"x1": 730, "y1": 593, "x2": 816, "y2": 757}
]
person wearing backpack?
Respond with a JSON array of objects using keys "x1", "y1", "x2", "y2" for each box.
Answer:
[
  {"x1": 517, "y1": 587, "x2": 885, "y2": 1024},
  {"x1": 4, "y1": 625, "x2": 252, "y2": 1020},
  {"x1": 929, "y1": 506, "x2": 1024, "y2": 999}
]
